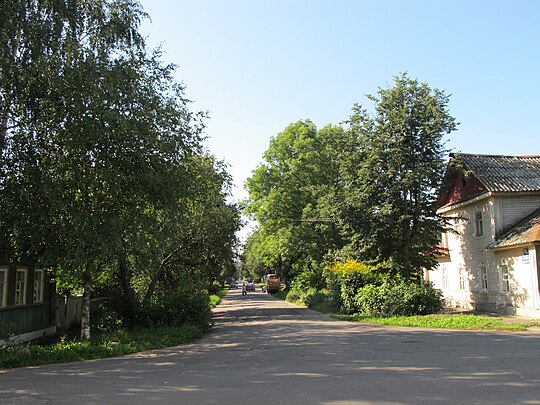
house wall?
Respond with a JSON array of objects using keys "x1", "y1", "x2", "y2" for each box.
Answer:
[
  {"x1": 0, "y1": 262, "x2": 56, "y2": 341},
  {"x1": 492, "y1": 194, "x2": 540, "y2": 235},
  {"x1": 431, "y1": 196, "x2": 540, "y2": 316},
  {"x1": 488, "y1": 246, "x2": 540, "y2": 317}
]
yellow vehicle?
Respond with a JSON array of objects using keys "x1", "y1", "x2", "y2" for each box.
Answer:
[{"x1": 265, "y1": 273, "x2": 281, "y2": 294}]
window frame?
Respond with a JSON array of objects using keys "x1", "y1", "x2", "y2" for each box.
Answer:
[
  {"x1": 500, "y1": 265, "x2": 510, "y2": 293},
  {"x1": 33, "y1": 269, "x2": 44, "y2": 303},
  {"x1": 459, "y1": 267, "x2": 465, "y2": 290},
  {"x1": 474, "y1": 210, "x2": 484, "y2": 237},
  {"x1": 14, "y1": 268, "x2": 27, "y2": 306},
  {"x1": 0, "y1": 267, "x2": 7, "y2": 308},
  {"x1": 480, "y1": 265, "x2": 488, "y2": 292},
  {"x1": 442, "y1": 267, "x2": 449, "y2": 290}
]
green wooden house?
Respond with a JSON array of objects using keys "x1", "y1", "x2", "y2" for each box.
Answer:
[{"x1": 0, "y1": 261, "x2": 56, "y2": 344}]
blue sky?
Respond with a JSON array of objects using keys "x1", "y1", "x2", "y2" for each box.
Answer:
[{"x1": 139, "y1": 0, "x2": 540, "y2": 204}]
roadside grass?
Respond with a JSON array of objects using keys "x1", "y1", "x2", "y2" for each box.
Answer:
[
  {"x1": 333, "y1": 313, "x2": 540, "y2": 331},
  {"x1": 0, "y1": 290, "x2": 226, "y2": 369},
  {"x1": 277, "y1": 288, "x2": 540, "y2": 332},
  {"x1": 210, "y1": 289, "x2": 227, "y2": 308},
  {"x1": 0, "y1": 324, "x2": 203, "y2": 369}
]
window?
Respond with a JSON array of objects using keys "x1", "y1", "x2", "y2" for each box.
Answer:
[
  {"x1": 475, "y1": 210, "x2": 484, "y2": 237},
  {"x1": 14, "y1": 268, "x2": 27, "y2": 305},
  {"x1": 459, "y1": 267, "x2": 465, "y2": 290},
  {"x1": 480, "y1": 266, "x2": 488, "y2": 292},
  {"x1": 441, "y1": 232, "x2": 449, "y2": 249},
  {"x1": 501, "y1": 265, "x2": 510, "y2": 293},
  {"x1": 442, "y1": 268, "x2": 449, "y2": 289},
  {"x1": 33, "y1": 269, "x2": 44, "y2": 303},
  {"x1": 0, "y1": 268, "x2": 7, "y2": 308}
]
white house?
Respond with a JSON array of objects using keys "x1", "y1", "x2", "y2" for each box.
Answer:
[{"x1": 426, "y1": 153, "x2": 540, "y2": 317}]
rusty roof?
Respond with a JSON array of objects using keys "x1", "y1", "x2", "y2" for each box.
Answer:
[
  {"x1": 488, "y1": 207, "x2": 540, "y2": 249},
  {"x1": 453, "y1": 153, "x2": 540, "y2": 193}
]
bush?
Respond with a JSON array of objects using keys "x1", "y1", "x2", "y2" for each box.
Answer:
[
  {"x1": 331, "y1": 260, "x2": 390, "y2": 312},
  {"x1": 352, "y1": 281, "x2": 443, "y2": 317},
  {"x1": 136, "y1": 287, "x2": 212, "y2": 331},
  {"x1": 208, "y1": 281, "x2": 222, "y2": 295},
  {"x1": 290, "y1": 263, "x2": 327, "y2": 291}
]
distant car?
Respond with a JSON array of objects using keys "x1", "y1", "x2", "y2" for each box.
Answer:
[
  {"x1": 228, "y1": 281, "x2": 238, "y2": 289},
  {"x1": 246, "y1": 281, "x2": 256, "y2": 291}
]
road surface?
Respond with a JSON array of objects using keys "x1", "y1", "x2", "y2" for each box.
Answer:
[{"x1": 1, "y1": 288, "x2": 539, "y2": 404}]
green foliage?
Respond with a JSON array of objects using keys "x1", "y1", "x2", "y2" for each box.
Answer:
[
  {"x1": 242, "y1": 74, "x2": 457, "y2": 285},
  {"x1": 290, "y1": 262, "x2": 327, "y2": 291},
  {"x1": 137, "y1": 287, "x2": 212, "y2": 331},
  {"x1": 329, "y1": 260, "x2": 390, "y2": 312},
  {"x1": 349, "y1": 281, "x2": 443, "y2": 316},
  {"x1": 336, "y1": 313, "x2": 539, "y2": 331},
  {"x1": 0, "y1": 1, "x2": 240, "y2": 339},
  {"x1": 243, "y1": 121, "x2": 348, "y2": 279},
  {"x1": 0, "y1": 325, "x2": 202, "y2": 369},
  {"x1": 339, "y1": 73, "x2": 457, "y2": 279}
]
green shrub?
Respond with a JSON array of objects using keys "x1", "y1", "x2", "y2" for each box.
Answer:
[
  {"x1": 208, "y1": 281, "x2": 222, "y2": 295},
  {"x1": 136, "y1": 287, "x2": 212, "y2": 331},
  {"x1": 352, "y1": 281, "x2": 443, "y2": 317},
  {"x1": 290, "y1": 263, "x2": 326, "y2": 291}
]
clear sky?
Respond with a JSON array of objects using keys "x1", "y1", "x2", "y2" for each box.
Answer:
[{"x1": 139, "y1": 0, "x2": 540, "y2": 205}]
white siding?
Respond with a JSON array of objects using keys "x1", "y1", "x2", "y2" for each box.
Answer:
[
  {"x1": 432, "y1": 195, "x2": 540, "y2": 316},
  {"x1": 494, "y1": 195, "x2": 540, "y2": 234}
]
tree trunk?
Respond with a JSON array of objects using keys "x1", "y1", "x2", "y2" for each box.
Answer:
[
  {"x1": 80, "y1": 277, "x2": 92, "y2": 341},
  {"x1": 0, "y1": 30, "x2": 19, "y2": 158},
  {"x1": 118, "y1": 255, "x2": 136, "y2": 324}
]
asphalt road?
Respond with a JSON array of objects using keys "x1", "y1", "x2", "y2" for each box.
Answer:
[{"x1": 1, "y1": 289, "x2": 540, "y2": 405}]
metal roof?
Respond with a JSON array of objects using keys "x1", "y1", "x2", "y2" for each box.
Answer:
[{"x1": 454, "y1": 153, "x2": 540, "y2": 193}]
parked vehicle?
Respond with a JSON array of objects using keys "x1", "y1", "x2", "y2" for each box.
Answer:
[
  {"x1": 265, "y1": 274, "x2": 281, "y2": 294},
  {"x1": 246, "y1": 280, "x2": 256, "y2": 291},
  {"x1": 228, "y1": 281, "x2": 238, "y2": 289}
]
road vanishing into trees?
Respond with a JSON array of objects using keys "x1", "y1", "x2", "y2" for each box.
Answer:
[{"x1": 1, "y1": 289, "x2": 540, "y2": 404}]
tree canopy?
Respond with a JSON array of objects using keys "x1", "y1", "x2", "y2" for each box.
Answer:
[
  {"x1": 243, "y1": 74, "x2": 457, "y2": 282},
  {"x1": 0, "y1": 0, "x2": 240, "y2": 339}
]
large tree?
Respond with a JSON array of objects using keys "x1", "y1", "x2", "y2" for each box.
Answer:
[
  {"x1": 244, "y1": 120, "x2": 347, "y2": 279},
  {"x1": 0, "y1": 1, "x2": 239, "y2": 339},
  {"x1": 340, "y1": 73, "x2": 457, "y2": 279}
]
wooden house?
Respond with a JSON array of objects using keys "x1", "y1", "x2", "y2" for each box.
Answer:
[
  {"x1": 426, "y1": 153, "x2": 540, "y2": 317},
  {"x1": 0, "y1": 261, "x2": 56, "y2": 344}
]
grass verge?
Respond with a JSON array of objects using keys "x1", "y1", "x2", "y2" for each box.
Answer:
[
  {"x1": 333, "y1": 313, "x2": 540, "y2": 331},
  {"x1": 0, "y1": 324, "x2": 203, "y2": 369},
  {"x1": 1, "y1": 290, "x2": 227, "y2": 369},
  {"x1": 210, "y1": 288, "x2": 227, "y2": 308},
  {"x1": 277, "y1": 288, "x2": 540, "y2": 332}
]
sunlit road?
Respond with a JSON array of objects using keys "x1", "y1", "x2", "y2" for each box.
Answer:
[{"x1": 1, "y1": 289, "x2": 540, "y2": 404}]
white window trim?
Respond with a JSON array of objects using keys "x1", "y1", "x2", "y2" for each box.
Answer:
[
  {"x1": 459, "y1": 267, "x2": 465, "y2": 290},
  {"x1": 15, "y1": 268, "x2": 28, "y2": 306},
  {"x1": 33, "y1": 269, "x2": 44, "y2": 303},
  {"x1": 442, "y1": 268, "x2": 449, "y2": 290},
  {"x1": 474, "y1": 209, "x2": 484, "y2": 237},
  {"x1": 0, "y1": 267, "x2": 7, "y2": 308},
  {"x1": 500, "y1": 265, "x2": 510, "y2": 294},
  {"x1": 480, "y1": 266, "x2": 488, "y2": 292}
]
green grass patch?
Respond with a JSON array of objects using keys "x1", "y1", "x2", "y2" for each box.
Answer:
[
  {"x1": 333, "y1": 313, "x2": 540, "y2": 331},
  {"x1": 275, "y1": 288, "x2": 540, "y2": 332},
  {"x1": 0, "y1": 324, "x2": 203, "y2": 369},
  {"x1": 210, "y1": 288, "x2": 227, "y2": 308}
]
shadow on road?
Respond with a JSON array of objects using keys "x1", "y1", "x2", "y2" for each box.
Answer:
[{"x1": 1, "y1": 288, "x2": 540, "y2": 404}]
